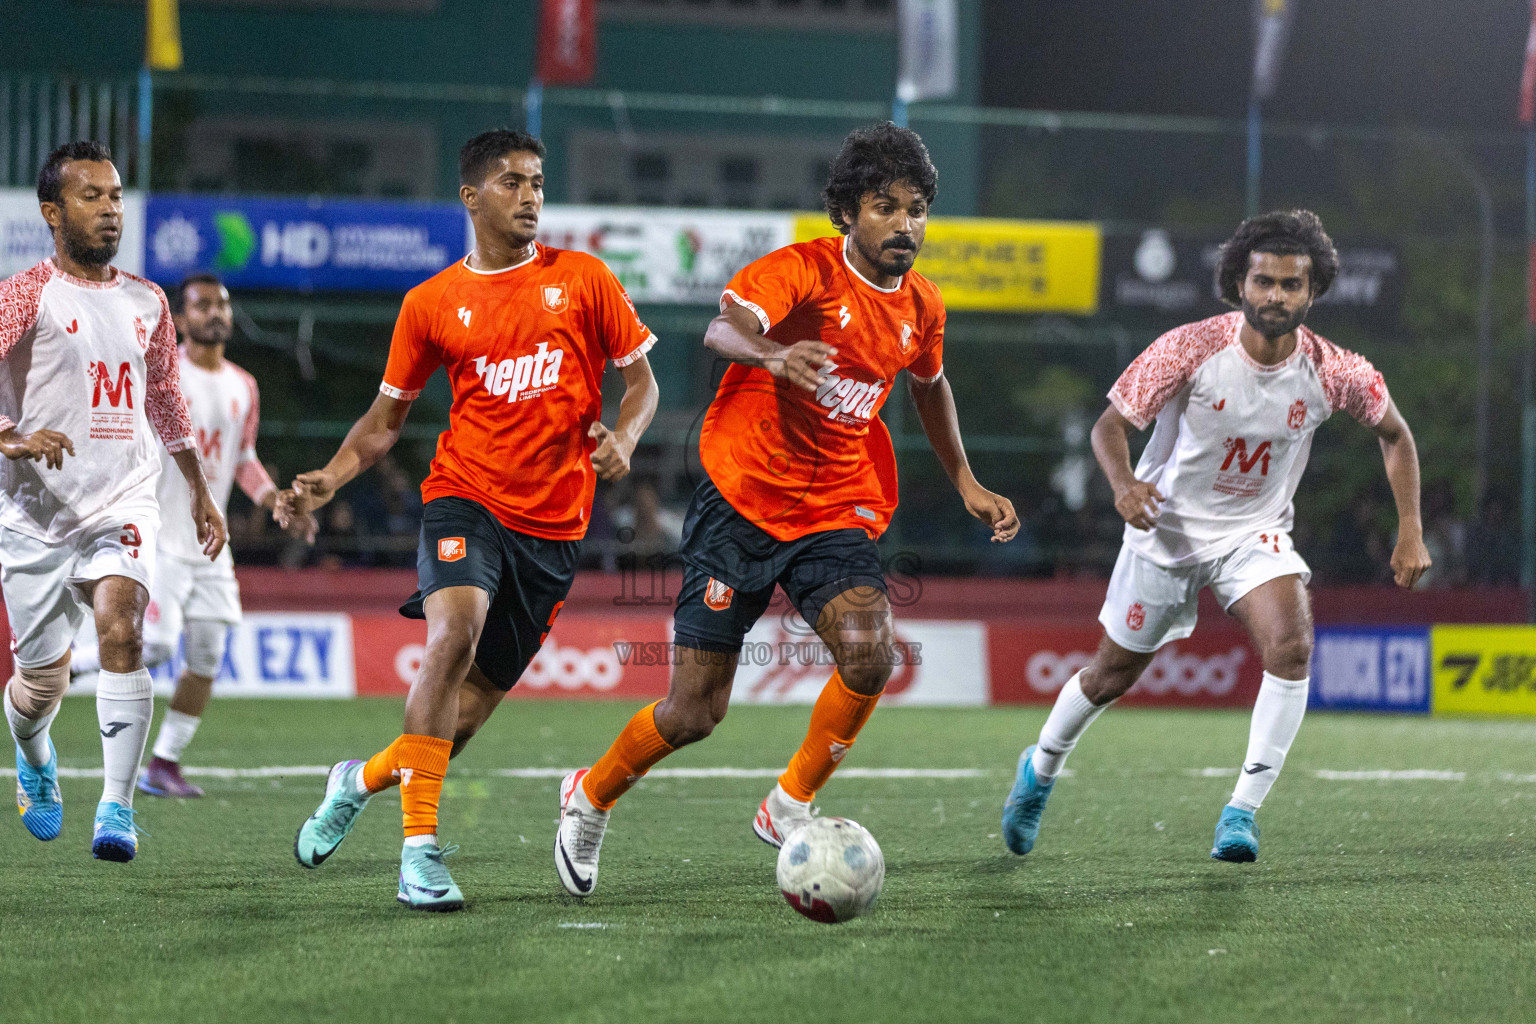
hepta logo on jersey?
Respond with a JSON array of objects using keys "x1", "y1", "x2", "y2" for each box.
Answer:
[
  {"x1": 438, "y1": 537, "x2": 467, "y2": 562},
  {"x1": 472, "y1": 342, "x2": 565, "y2": 404},
  {"x1": 814, "y1": 373, "x2": 887, "y2": 424},
  {"x1": 899, "y1": 322, "x2": 915, "y2": 352},
  {"x1": 88, "y1": 361, "x2": 136, "y2": 441},
  {"x1": 541, "y1": 284, "x2": 569, "y2": 314}
]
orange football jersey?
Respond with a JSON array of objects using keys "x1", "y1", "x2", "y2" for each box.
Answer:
[
  {"x1": 701, "y1": 234, "x2": 945, "y2": 542},
  {"x1": 382, "y1": 246, "x2": 656, "y2": 540}
]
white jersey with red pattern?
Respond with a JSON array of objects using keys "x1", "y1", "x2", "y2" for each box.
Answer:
[
  {"x1": 0, "y1": 258, "x2": 194, "y2": 543},
  {"x1": 156, "y1": 349, "x2": 275, "y2": 562},
  {"x1": 1107, "y1": 311, "x2": 1389, "y2": 568}
]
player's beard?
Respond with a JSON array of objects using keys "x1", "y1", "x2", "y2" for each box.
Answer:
[
  {"x1": 188, "y1": 320, "x2": 232, "y2": 347},
  {"x1": 851, "y1": 232, "x2": 916, "y2": 279},
  {"x1": 1241, "y1": 297, "x2": 1309, "y2": 340},
  {"x1": 57, "y1": 212, "x2": 119, "y2": 267}
]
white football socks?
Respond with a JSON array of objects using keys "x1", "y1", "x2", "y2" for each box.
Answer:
[
  {"x1": 152, "y1": 709, "x2": 201, "y2": 763},
  {"x1": 96, "y1": 668, "x2": 153, "y2": 807},
  {"x1": 404, "y1": 834, "x2": 438, "y2": 848},
  {"x1": 1229, "y1": 671, "x2": 1310, "y2": 813},
  {"x1": 5, "y1": 683, "x2": 60, "y2": 767},
  {"x1": 1030, "y1": 671, "x2": 1112, "y2": 782}
]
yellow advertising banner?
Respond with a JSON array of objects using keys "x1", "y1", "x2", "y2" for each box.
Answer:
[
  {"x1": 1430, "y1": 625, "x2": 1536, "y2": 716},
  {"x1": 792, "y1": 215, "x2": 1101, "y2": 314}
]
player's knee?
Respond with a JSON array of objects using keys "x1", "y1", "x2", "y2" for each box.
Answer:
[
  {"x1": 96, "y1": 615, "x2": 143, "y2": 664},
  {"x1": 424, "y1": 622, "x2": 481, "y2": 680},
  {"x1": 7, "y1": 661, "x2": 70, "y2": 719},
  {"x1": 1263, "y1": 633, "x2": 1313, "y2": 679},
  {"x1": 838, "y1": 659, "x2": 891, "y2": 697},
  {"x1": 182, "y1": 621, "x2": 227, "y2": 678}
]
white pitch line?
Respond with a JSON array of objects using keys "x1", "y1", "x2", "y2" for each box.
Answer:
[{"x1": 0, "y1": 765, "x2": 988, "y2": 781}]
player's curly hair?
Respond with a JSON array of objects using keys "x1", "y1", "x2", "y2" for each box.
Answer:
[
  {"x1": 1216, "y1": 209, "x2": 1339, "y2": 306},
  {"x1": 822, "y1": 122, "x2": 938, "y2": 234},
  {"x1": 459, "y1": 129, "x2": 546, "y2": 187},
  {"x1": 36, "y1": 140, "x2": 113, "y2": 206}
]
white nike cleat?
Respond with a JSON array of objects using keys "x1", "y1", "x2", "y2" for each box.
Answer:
[
  {"x1": 753, "y1": 783, "x2": 816, "y2": 849},
  {"x1": 555, "y1": 769, "x2": 609, "y2": 897}
]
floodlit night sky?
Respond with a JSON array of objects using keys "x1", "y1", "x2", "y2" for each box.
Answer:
[{"x1": 984, "y1": 0, "x2": 1529, "y2": 130}]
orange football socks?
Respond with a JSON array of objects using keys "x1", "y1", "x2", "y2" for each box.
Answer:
[
  {"x1": 360, "y1": 733, "x2": 453, "y2": 837},
  {"x1": 582, "y1": 701, "x2": 674, "y2": 811},
  {"x1": 779, "y1": 670, "x2": 881, "y2": 802}
]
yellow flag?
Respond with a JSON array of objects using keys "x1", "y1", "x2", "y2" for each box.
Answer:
[{"x1": 146, "y1": 0, "x2": 183, "y2": 71}]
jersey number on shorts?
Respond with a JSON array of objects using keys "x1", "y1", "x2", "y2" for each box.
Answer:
[{"x1": 120, "y1": 523, "x2": 143, "y2": 559}]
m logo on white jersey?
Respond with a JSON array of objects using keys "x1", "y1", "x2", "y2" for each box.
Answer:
[
  {"x1": 90, "y1": 361, "x2": 134, "y2": 409},
  {"x1": 457, "y1": 306, "x2": 472, "y2": 328},
  {"x1": 541, "y1": 284, "x2": 568, "y2": 314},
  {"x1": 472, "y1": 342, "x2": 564, "y2": 404},
  {"x1": 1214, "y1": 437, "x2": 1272, "y2": 498}
]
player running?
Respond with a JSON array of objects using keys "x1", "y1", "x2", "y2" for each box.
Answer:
[
  {"x1": 73, "y1": 273, "x2": 317, "y2": 798},
  {"x1": 282, "y1": 129, "x2": 659, "y2": 911},
  {"x1": 1, "y1": 142, "x2": 226, "y2": 860},
  {"x1": 1002, "y1": 210, "x2": 1430, "y2": 863},
  {"x1": 552, "y1": 123, "x2": 1018, "y2": 898}
]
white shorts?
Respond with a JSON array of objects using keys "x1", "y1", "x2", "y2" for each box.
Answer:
[
  {"x1": 1, "y1": 509, "x2": 159, "y2": 669},
  {"x1": 1099, "y1": 530, "x2": 1311, "y2": 654},
  {"x1": 144, "y1": 550, "x2": 242, "y2": 651}
]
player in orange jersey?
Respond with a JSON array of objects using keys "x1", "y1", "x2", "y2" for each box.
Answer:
[
  {"x1": 553, "y1": 123, "x2": 1019, "y2": 897},
  {"x1": 279, "y1": 129, "x2": 659, "y2": 911}
]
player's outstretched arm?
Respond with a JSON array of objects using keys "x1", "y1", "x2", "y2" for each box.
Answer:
[
  {"x1": 276, "y1": 394, "x2": 411, "y2": 527},
  {"x1": 171, "y1": 447, "x2": 228, "y2": 559},
  {"x1": 1371, "y1": 399, "x2": 1431, "y2": 589},
  {"x1": 908, "y1": 373, "x2": 1018, "y2": 543},
  {"x1": 590, "y1": 354, "x2": 659, "y2": 482},
  {"x1": 0, "y1": 426, "x2": 74, "y2": 469},
  {"x1": 703, "y1": 304, "x2": 835, "y2": 393},
  {"x1": 1091, "y1": 405, "x2": 1164, "y2": 531}
]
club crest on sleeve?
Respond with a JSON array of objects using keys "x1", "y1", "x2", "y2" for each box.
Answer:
[
  {"x1": 704, "y1": 577, "x2": 735, "y2": 611},
  {"x1": 541, "y1": 284, "x2": 569, "y2": 314},
  {"x1": 438, "y1": 537, "x2": 467, "y2": 562},
  {"x1": 1126, "y1": 602, "x2": 1146, "y2": 631},
  {"x1": 133, "y1": 316, "x2": 148, "y2": 351}
]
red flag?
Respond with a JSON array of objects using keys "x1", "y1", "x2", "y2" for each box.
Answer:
[
  {"x1": 536, "y1": 0, "x2": 597, "y2": 85},
  {"x1": 1521, "y1": 0, "x2": 1536, "y2": 124}
]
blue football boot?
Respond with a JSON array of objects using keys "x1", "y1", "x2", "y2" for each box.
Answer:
[
  {"x1": 1210, "y1": 804, "x2": 1260, "y2": 862},
  {"x1": 397, "y1": 841, "x2": 464, "y2": 912},
  {"x1": 294, "y1": 760, "x2": 372, "y2": 868},
  {"x1": 92, "y1": 801, "x2": 140, "y2": 862},
  {"x1": 16, "y1": 740, "x2": 63, "y2": 841},
  {"x1": 1001, "y1": 745, "x2": 1055, "y2": 855}
]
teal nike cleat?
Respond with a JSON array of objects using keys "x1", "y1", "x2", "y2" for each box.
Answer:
[
  {"x1": 1001, "y1": 745, "x2": 1055, "y2": 855},
  {"x1": 1211, "y1": 804, "x2": 1260, "y2": 862},
  {"x1": 397, "y1": 841, "x2": 464, "y2": 912},
  {"x1": 16, "y1": 740, "x2": 62, "y2": 841},
  {"x1": 91, "y1": 801, "x2": 140, "y2": 862},
  {"x1": 294, "y1": 760, "x2": 371, "y2": 868}
]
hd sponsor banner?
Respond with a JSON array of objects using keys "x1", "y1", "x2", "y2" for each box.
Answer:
[
  {"x1": 1, "y1": 188, "x2": 146, "y2": 278},
  {"x1": 794, "y1": 214, "x2": 1101, "y2": 314},
  {"x1": 1102, "y1": 229, "x2": 1401, "y2": 325},
  {"x1": 987, "y1": 623, "x2": 1261, "y2": 708},
  {"x1": 144, "y1": 194, "x2": 464, "y2": 292},
  {"x1": 1431, "y1": 625, "x2": 1536, "y2": 717},
  {"x1": 1309, "y1": 626, "x2": 1431, "y2": 714},
  {"x1": 536, "y1": 207, "x2": 790, "y2": 305}
]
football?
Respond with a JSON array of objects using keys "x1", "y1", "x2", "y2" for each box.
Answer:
[{"x1": 775, "y1": 817, "x2": 885, "y2": 924}]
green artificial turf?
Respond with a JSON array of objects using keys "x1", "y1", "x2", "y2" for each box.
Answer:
[{"x1": 3, "y1": 698, "x2": 1534, "y2": 1023}]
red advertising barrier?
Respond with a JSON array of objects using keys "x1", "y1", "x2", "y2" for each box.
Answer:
[
  {"x1": 350, "y1": 612, "x2": 673, "y2": 699},
  {"x1": 987, "y1": 622, "x2": 1262, "y2": 708}
]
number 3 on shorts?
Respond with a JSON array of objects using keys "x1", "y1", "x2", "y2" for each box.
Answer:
[{"x1": 119, "y1": 523, "x2": 142, "y2": 559}]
